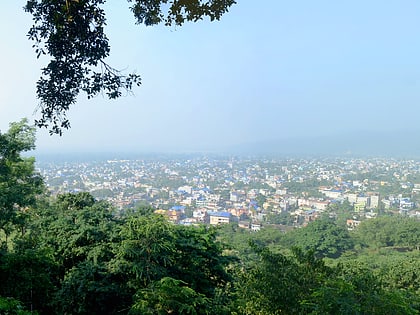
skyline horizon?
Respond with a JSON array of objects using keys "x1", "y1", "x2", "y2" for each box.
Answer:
[
  {"x1": 30, "y1": 128, "x2": 420, "y2": 160},
  {"x1": 2, "y1": 1, "x2": 420, "y2": 156}
]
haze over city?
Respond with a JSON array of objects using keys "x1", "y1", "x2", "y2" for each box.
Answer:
[{"x1": 1, "y1": 1, "x2": 420, "y2": 155}]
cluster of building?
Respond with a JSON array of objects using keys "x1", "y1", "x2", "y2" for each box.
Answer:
[{"x1": 36, "y1": 155, "x2": 420, "y2": 230}]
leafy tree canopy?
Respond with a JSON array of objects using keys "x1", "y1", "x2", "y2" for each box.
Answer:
[
  {"x1": 282, "y1": 217, "x2": 354, "y2": 258},
  {"x1": 0, "y1": 296, "x2": 32, "y2": 315},
  {"x1": 236, "y1": 244, "x2": 418, "y2": 315},
  {"x1": 29, "y1": 192, "x2": 120, "y2": 270},
  {"x1": 0, "y1": 119, "x2": 44, "y2": 244},
  {"x1": 355, "y1": 216, "x2": 420, "y2": 250},
  {"x1": 24, "y1": 0, "x2": 236, "y2": 134}
]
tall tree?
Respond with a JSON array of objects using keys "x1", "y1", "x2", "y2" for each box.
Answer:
[
  {"x1": 235, "y1": 244, "x2": 418, "y2": 315},
  {"x1": 111, "y1": 213, "x2": 235, "y2": 313},
  {"x1": 235, "y1": 245, "x2": 330, "y2": 315},
  {"x1": 24, "y1": 192, "x2": 129, "y2": 313},
  {"x1": 29, "y1": 192, "x2": 120, "y2": 271},
  {"x1": 355, "y1": 216, "x2": 420, "y2": 250},
  {"x1": 24, "y1": 0, "x2": 236, "y2": 134},
  {"x1": 282, "y1": 217, "x2": 354, "y2": 258},
  {"x1": 0, "y1": 119, "x2": 44, "y2": 247},
  {"x1": 0, "y1": 249, "x2": 57, "y2": 314}
]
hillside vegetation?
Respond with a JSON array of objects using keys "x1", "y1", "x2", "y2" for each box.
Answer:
[{"x1": 1, "y1": 120, "x2": 419, "y2": 314}]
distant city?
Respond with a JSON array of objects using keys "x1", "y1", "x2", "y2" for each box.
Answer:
[{"x1": 35, "y1": 153, "x2": 420, "y2": 230}]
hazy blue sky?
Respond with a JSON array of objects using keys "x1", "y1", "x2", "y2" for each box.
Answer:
[{"x1": 1, "y1": 1, "x2": 420, "y2": 154}]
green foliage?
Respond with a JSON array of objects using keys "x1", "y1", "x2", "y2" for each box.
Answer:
[
  {"x1": 55, "y1": 192, "x2": 96, "y2": 211},
  {"x1": 236, "y1": 244, "x2": 329, "y2": 315},
  {"x1": 25, "y1": 0, "x2": 141, "y2": 134},
  {"x1": 236, "y1": 244, "x2": 418, "y2": 315},
  {"x1": 24, "y1": 0, "x2": 235, "y2": 134},
  {"x1": 168, "y1": 225, "x2": 234, "y2": 299},
  {"x1": 0, "y1": 249, "x2": 56, "y2": 313},
  {"x1": 130, "y1": 277, "x2": 209, "y2": 315},
  {"x1": 265, "y1": 212, "x2": 294, "y2": 225},
  {"x1": 113, "y1": 214, "x2": 234, "y2": 305},
  {"x1": 105, "y1": 213, "x2": 235, "y2": 313},
  {"x1": 113, "y1": 214, "x2": 176, "y2": 287},
  {"x1": 1, "y1": 141, "x2": 419, "y2": 314},
  {"x1": 0, "y1": 119, "x2": 44, "y2": 244},
  {"x1": 283, "y1": 218, "x2": 354, "y2": 258},
  {"x1": 217, "y1": 224, "x2": 286, "y2": 259},
  {"x1": 53, "y1": 261, "x2": 131, "y2": 315},
  {"x1": 355, "y1": 216, "x2": 420, "y2": 249},
  {"x1": 130, "y1": 0, "x2": 236, "y2": 26},
  {"x1": 283, "y1": 178, "x2": 330, "y2": 196},
  {"x1": 379, "y1": 257, "x2": 420, "y2": 293},
  {"x1": 318, "y1": 261, "x2": 419, "y2": 315},
  {"x1": 0, "y1": 296, "x2": 33, "y2": 315},
  {"x1": 327, "y1": 200, "x2": 354, "y2": 224},
  {"x1": 28, "y1": 192, "x2": 120, "y2": 271},
  {"x1": 135, "y1": 204, "x2": 156, "y2": 216},
  {"x1": 302, "y1": 277, "x2": 417, "y2": 315},
  {"x1": 301, "y1": 278, "x2": 361, "y2": 315}
]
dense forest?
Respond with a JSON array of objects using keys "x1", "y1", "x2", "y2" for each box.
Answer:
[{"x1": 1, "y1": 120, "x2": 419, "y2": 314}]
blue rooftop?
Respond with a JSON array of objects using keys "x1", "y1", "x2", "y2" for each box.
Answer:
[
  {"x1": 171, "y1": 205, "x2": 186, "y2": 211},
  {"x1": 208, "y1": 211, "x2": 231, "y2": 218}
]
